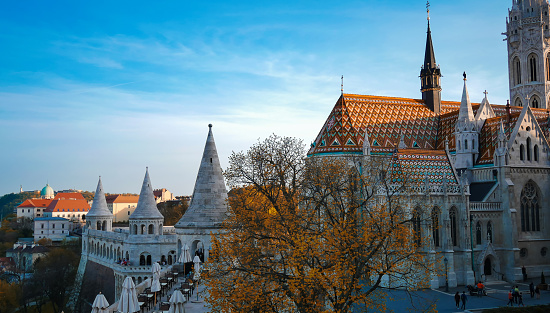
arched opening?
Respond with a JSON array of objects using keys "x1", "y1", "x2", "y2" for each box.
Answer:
[
  {"x1": 141, "y1": 224, "x2": 146, "y2": 235},
  {"x1": 520, "y1": 144, "x2": 525, "y2": 161},
  {"x1": 138, "y1": 277, "x2": 142, "y2": 284},
  {"x1": 527, "y1": 138, "x2": 532, "y2": 160},
  {"x1": 450, "y1": 207, "x2": 458, "y2": 247},
  {"x1": 465, "y1": 139, "x2": 468, "y2": 150},
  {"x1": 431, "y1": 207, "x2": 440, "y2": 247},
  {"x1": 161, "y1": 255, "x2": 167, "y2": 265},
  {"x1": 487, "y1": 221, "x2": 493, "y2": 243},
  {"x1": 531, "y1": 97, "x2": 540, "y2": 108},
  {"x1": 412, "y1": 207, "x2": 422, "y2": 247},
  {"x1": 521, "y1": 180, "x2": 541, "y2": 231},
  {"x1": 529, "y1": 54, "x2": 538, "y2": 82},
  {"x1": 476, "y1": 222, "x2": 482, "y2": 246},
  {"x1": 484, "y1": 258, "x2": 492, "y2": 276},
  {"x1": 140, "y1": 255, "x2": 145, "y2": 265},
  {"x1": 514, "y1": 56, "x2": 522, "y2": 85},
  {"x1": 97, "y1": 221, "x2": 101, "y2": 230},
  {"x1": 168, "y1": 255, "x2": 173, "y2": 265},
  {"x1": 148, "y1": 224, "x2": 154, "y2": 234},
  {"x1": 102, "y1": 220, "x2": 106, "y2": 231},
  {"x1": 546, "y1": 53, "x2": 550, "y2": 81},
  {"x1": 146, "y1": 255, "x2": 152, "y2": 265},
  {"x1": 515, "y1": 97, "x2": 523, "y2": 107},
  {"x1": 534, "y1": 145, "x2": 539, "y2": 161}
]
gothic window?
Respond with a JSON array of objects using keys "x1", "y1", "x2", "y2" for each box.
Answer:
[
  {"x1": 148, "y1": 224, "x2": 154, "y2": 234},
  {"x1": 529, "y1": 54, "x2": 538, "y2": 82},
  {"x1": 534, "y1": 145, "x2": 539, "y2": 161},
  {"x1": 147, "y1": 255, "x2": 152, "y2": 265},
  {"x1": 472, "y1": 139, "x2": 475, "y2": 150},
  {"x1": 527, "y1": 138, "x2": 532, "y2": 160},
  {"x1": 515, "y1": 97, "x2": 523, "y2": 107},
  {"x1": 521, "y1": 180, "x2": 541, "y2": 232},
  {"x1": 547, "y1": 54, "x2": 550, "y2": 81},
  {"x1": 487, "y1": 221, "x2": 493, "y2": 243},
  {"x1": 520, "y1": 144, "x2": 525, "y2": 160},
  {"x1": 458, "y1": 140, "x2": 461, "y2": 150},
  {"x1": 412, "y1": 207, "x2": 422, "y2": 247},
  {"x1": 465, "y1": 139, "x2": 468, "y2": 150},
  {"x1": 450, "y1": 207, "x2": 458, "y2": 247},
  {"x1": 476, "y1": 221, "x2": 482, "y2": 246},
  {"x1": 531, "y1": 97, "x2": 540, "y2": 108},
  {"x1": 432, "y1": 207, "x2": 440, "y2": 247},
  {"x1": 514, "y1": 57, "x2": 522, "y2": 85}
]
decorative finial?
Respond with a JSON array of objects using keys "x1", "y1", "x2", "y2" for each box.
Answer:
[
  {"x1": 463, "y1": 72, "x2": 467, "y2": 81},
  {"x1": 208, "y1": 123, "x2": 212, "y2": 128},
  {"x1": 341, "y1": 75, "x2": 344, "y2": 95},
  {"x1": 483, "y1": 90, "x2": 488, "y2": 97},
  {"x1": 426, "y1": 1, "x2": 430, "y2": 21}
]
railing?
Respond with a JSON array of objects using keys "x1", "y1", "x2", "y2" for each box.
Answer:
[
  {"x1": 470, "y1": 202, "x2": 502, "y2": 211},
  {"x1": 471, "y1": 169, "x2": 495, "y2": 183}
]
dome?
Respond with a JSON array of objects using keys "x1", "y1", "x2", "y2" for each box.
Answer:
[{"x1": 40, "y1": 183, "x2": 54, "y2": 199}]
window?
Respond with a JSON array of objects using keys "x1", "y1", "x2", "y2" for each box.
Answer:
[
  {"x1": 128, "y1": 211, "x2": 130, "y2": 215},
  {"x1": 542, "y1": 247, "x2": 548, "y2": 257},
  {"x1": 62, "y1": 224, "x2": 65, "y2": 229},
  {"x1": 476, "y1": 222, "x2": 482, "y2": 245},
  {"x1": 431, "y1": 207, "x2": 440, "y2": 247},
  {"x1": 531, "y1": 97, "x2": 539, "y2": 108},
  {"x1": 514, "y1": 57, "x2": 522, "y2": 85},
  {"x1": 465, "y1": 140, "x2": 468, "y2": 150},
  {"x1": 521, "y1": 180, "x2": 541, "y2": 231},
  {"x1": 52, "y1": 223, "x2": 55, "y2": 229},
  {"x1": 527, "y1": 138, "x2": 532, "y2": 160},
  {"x1": 547, "y1": 54, "x2": 550, "y2": 81},
  {"x1": 529, "y1": 54, "x2": 538, "y2": 82},
  {"x1": 520, "y1": 248, "x2": 528, "y2": 258},
  {"x1": 472, "y1": 139, "x2": 475, "y2": 150},
  {"x1": 487, "y1": 221, "x2": 493, "y2": 243},
  {"x1": 41, "y1": 224, "x2": 44, "y2": 229},
  {"x1": 534, "y1": 145, "x2": 539, "y2": 161},
  {"x1": 412, "y1": 208, "x2": 421, "y2": 247},
  {"x1": 515, "y1": 97, "x2": 523, "y2": 107},
  {"x1": 450, "y1": 207, "x2": 458, "y2": 246},
  {"x1": 520, "y1": 144, "x2": 525, "y2": 160}
]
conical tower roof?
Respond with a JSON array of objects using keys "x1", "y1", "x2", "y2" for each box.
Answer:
[
  {"x1": 87, "y1": 177, "x2": 112, "y2": 218},
  {"x1": 424, "y1": 21, "x2": 436, "y2": 69},
  {"x1": 130, "y1": 168, "x2": 164, "y2": 220},
  {"x1": 457, "y1": 74, "x2": 475, "y2": 128},
  {"x1": 175, "y1": 124, "x2": 228, "y2": 229}
]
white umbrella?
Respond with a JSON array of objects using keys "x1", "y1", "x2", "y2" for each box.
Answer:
[
  {"x1": 117, "y1": 277, "x2": 140, "y2": 313},
  {"x1": 179, "y1": 244, "x2": 192, "y2": 276},
  {"x1": 151, "y1": 262, "x2": 162, "y2": 293},
  {"x1": 91, "y1": 292, "x2": 110, "y2": 313},
  {"x1": 168, "y1": 290, "x2": 186, "y2": 313},
  {"x1": 193, "y1": 255, "x2": 201, "y2": 281}
]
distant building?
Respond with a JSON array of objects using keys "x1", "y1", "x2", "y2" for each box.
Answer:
[
  {"x1": 34, "y1": 217, "x2": 71, "y2": 241},
  {"x1": 44, "y1": 193, "x2": 90, "y2": 225},
  {"x1": 105, "y1": 195, "x2": 139, "y2": 223},
  {"x1": 153, "y1": 188, "x2": 175, "y2": 203},
  {"x1": 0, "y1": 257, "x2": 16, "y2": 273},
  {"x1": 6, "y1": 242, "x2": 49, "y2": 272},
  {"x1": 40, "y1": 183, "x2": 54, "y2": 199},
  {"x1": 17, "y1": 199, "x2": 52, "y2": 219}
]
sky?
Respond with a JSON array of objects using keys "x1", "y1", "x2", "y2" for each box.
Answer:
[{"x1": 0, "y1": 0, "x2": 511, "y2": 196}]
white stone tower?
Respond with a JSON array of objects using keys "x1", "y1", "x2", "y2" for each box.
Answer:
[
  {"x1": 86, "y1": 177, "x2": 113, "y2": 231},
  {"x1": 129, "y1": 168, "x2": 164, "y2": 236},
  {"x1": 454, "y1": 74, "x2": 479, "y2": 171},
  {"x1": 506, "y1": 0, "x2": 550, "y2": 108},
  {"x1": 175, "y1": 124, "x2": 228, "y2": 261}
]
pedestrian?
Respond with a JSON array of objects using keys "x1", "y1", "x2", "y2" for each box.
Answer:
[
  {"x1": 522, "y1": 265, "x2": 527, "y2": 281},
  {"x1": 535, "y1": 285, "x2": 540, "y2": 299},
  {"x1": 460, "y1": 291, "x2": 467, "y2": 310},
  {"x1": 507, "y1": 290, "x2": 514, "y2": 306},
  {"x1": 454, "y1": 291, "x2": 460, "y2": 309},
  {"x1": 530, "y1": 282, "x2": 535, "y2": 298},
  {"x1": 518, "y1": 292, "x2": 525, "y2": 306},
  {"x1": 514, "y1": 285, "x2": 520, "y2": 303}
]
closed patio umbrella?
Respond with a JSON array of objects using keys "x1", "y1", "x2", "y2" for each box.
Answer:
[
  {"x1": 117, "y1": 277, "x2": 140, "y2": 313},
  {"x1": 91, "y1": 292, "x2": 110, "y2": 313},
  {"x1": 179, "y1": 244, "x2": 192, "y2": 276},
  {"x1": 151, "y1": 262, "x2": 162, "y2": 305},
  {"x1": 168, "y1": 289, "x2": 186, "y2": 313}
]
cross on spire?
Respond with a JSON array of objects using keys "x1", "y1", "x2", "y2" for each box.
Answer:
[
  {"x1": 341, "y1": 75, "x2": 344, "y2": 95},
  {"x1": 426, "y1": 1, "x2": 430, "y2": 20},
  {"x1": 483, "y1": 90, "x2": 488, "y2": 96}
]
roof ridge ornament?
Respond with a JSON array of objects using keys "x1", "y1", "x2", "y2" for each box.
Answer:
[
  {"x1": 427, "y1": 1, "x2": 430, "y2": 21},
  {"x1": 341, "y1": 75, "x2": 344, "y2": 95}
]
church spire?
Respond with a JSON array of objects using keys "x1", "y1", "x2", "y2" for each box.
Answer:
[{"x1": 420, "y1": 2, "x2": 442, "y2": 114}]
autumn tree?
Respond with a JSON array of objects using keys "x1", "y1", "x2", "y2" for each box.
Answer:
[{"x1": 204, "y1": 135, "x2": 434, "y2": 313}]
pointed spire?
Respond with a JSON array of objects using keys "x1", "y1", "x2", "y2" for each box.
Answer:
[
  {"x1": 130, "y1": 168, "x2": 163, "y2": 220},
  {"x1": 175, "y1": 124, "x2": 228, "y2": 229},
  {"x1": 420, "y1": 5, "x2": 442, "y2": 114},
  {"x1": 398, "y1": 132, "x2": 407, "y2": 149},
  {"x1": 457, "y1": 73, "x2": 475, "y2": 128},
  {"x1": 424, "y1": 21, "x2": 436, "y2": 69},
  {"x1": 87, "y1": 177, "x2": 112, "y2": 217},
  {"x1": 498, "y1": 119, "x2": 507, "y2": 145},
  {"x1": 362, "y1": 128, "x2": 372, "y2": 155}
]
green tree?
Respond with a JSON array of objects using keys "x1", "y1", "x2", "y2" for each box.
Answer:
[
  {"x1": 157, "y1": 200, "x2": 189, "y2": 226},
  {"x1": 0, "y1": 279, "x2": 21, "y2": 313}
]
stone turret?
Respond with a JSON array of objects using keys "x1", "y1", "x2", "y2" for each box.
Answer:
[
  {"x1": 86, "y1": 177, "x2": 113, "y2": 231},
  {"x1": 129, "y1": 168, "x2": 164, "y2": 235},
  {"x1": 455, "y1": 74, "x2": 479, "y2": 171},
  {"x1": 175, "y1": 124, "x2": 228, "y2": 261}
]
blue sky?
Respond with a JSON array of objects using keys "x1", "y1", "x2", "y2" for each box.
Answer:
[{"x1": 0, "y1": 0, "x2": 510, "y2": 196}]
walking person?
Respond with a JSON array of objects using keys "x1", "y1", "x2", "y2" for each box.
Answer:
[
  {"x1": 460, "y1": 291, "x2": 467, "y2": 310},
  {"x1": 518, "y1": 292, "x2": 525, "y2": 306},
  {"x1": 535, "y1": 285, "x2": 541, "y2": 299},
  {"x1": 514, "y1": 285, "x2": 520, "y2": 304},
  {"x1": 507, "y1": 290, "x2": 514, "y2": 306},
  {"x1": 522, "y1": 265, "x2": 527, "y2": 281},
  {"x1": 454, "y1": 292, "x2": 460, "y2": 309},
  {"x1": 530, "y1": 282, "x2": 535, "y2": 298}
]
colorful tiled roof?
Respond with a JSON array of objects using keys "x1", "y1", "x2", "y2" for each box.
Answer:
[
  {"x1": 308, "y1": 93, "x2": 550, "y2": 168},
  {"x1": 395, "y1": 150, "x2": 458, "y2": 185}
]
